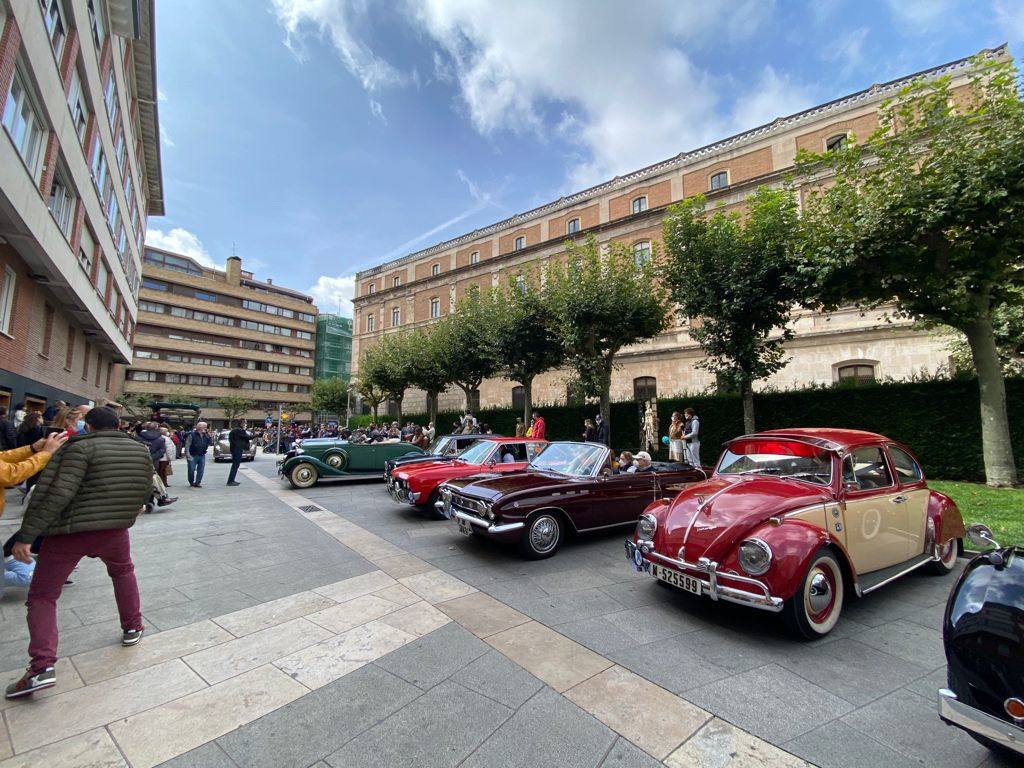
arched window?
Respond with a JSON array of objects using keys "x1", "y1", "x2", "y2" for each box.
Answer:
[
  {"x1": 710, "y1": 171, "x2": 729, "y2": 191},
  {"x1": 514, "y1": 236, "x2": 525, "y2": 251},
  {"x1": 392, "y1": 276, "x2": 401, "y2": 287},
  {"x1": 631, "y1": 196, "x2": 647, "y2": 214},
  {"x1": 836, "y1": 363, "x2": 876, "y2": 386},
  {"x1": 826, "y1": 134, "x2": 848, "y2": 152},
  {"x1": 470, "y1": 251, "x2": 480, "y2": 265},
  {"x1": 391, "y1": 307, "x2": 400, "y2": 326},
  {"x1": 429, "y1": 297, "x2": 440, "y2": 318},
  {"x1": 633, "y1": 241, "x2": 651, "y2": 266},
  {"x1": 431, "y1": 263, "x2": 440, "y2": 276},
  {"x1": 567, "y1": 218, "x2": 580, "y2": 234},
  {"x1": 633, "y1": 376, "x2": 657, "y2": 401},
  {"x1": 511, "y1": 386, "x2": 525, "y2": 411}
]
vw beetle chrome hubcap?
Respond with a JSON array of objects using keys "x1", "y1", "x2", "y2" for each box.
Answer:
[
  {"x1": 530, "y1": 517, "x2": 558, "y2": 553},
  {"x1": 807, "y1": 572, "x2": 832, "y2": 615}
]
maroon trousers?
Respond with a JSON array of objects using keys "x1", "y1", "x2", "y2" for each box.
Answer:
[{"x1": 26, "y1": 529, "x2": 142, "y2": 673}]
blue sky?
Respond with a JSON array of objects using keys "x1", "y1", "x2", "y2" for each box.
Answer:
[{"x1": 148, "y1": 0, "x2": 1024, "y2": 314}]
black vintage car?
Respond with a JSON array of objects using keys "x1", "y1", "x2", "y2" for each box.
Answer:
[
  {"x1": 382, "y1": 434, "x2": 489, "y2": 479},
  {"x1": 939, "y1": 523, "x2": 1024, "y2": 758}
]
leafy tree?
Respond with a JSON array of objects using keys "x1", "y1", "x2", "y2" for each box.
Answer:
[
  {"x1": 406, "y1": 327, "x2": 452, "y2": 426},
  {"x1": 797, "y1": 57, "x2": 1023, "y2": 486},
  {"x1": 120, "y1": 391, "x2": 156, "y2": 421},
  {"x1": 547, "y1": 236, "x2": 669, "y2": 442},
  {"x1": 433, "y1": 288, "x2": 496, "y2": 412},
  {"x1": 484, "y1": 271, "x2": 564, "y2": 423},
  {"x1": 310, "y1": 377, "x2": 351, "y2": 420},
  {"x1": 360, "y1": 332, "x2": 415, "y2": 422},
  {"x1": 216, "y1": 395, "x2": 256, "y2": 426},
  {"x1": 662, "y1": 186, "x2": 803, "y2": 433},
  {"x1": 354, "y1": 377, "x2": 386, "y2": 421}
]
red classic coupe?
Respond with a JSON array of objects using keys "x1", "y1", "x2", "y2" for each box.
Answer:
[
  {"x1": 387, "y1": 437, "x2": 548, "y2": 510},
  {"x1": 626, "y1": 429, "x2": 966, "y2": 638}
]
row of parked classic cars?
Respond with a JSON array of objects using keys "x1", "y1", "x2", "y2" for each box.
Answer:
[{"x1": 278, "y1": 428, "x2": 1023, "y2": 758}]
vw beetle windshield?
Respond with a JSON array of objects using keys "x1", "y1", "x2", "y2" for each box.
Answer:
[
  {"x1": 529, "y1": 443, "x2": 606, "y2": 476},
  {"x1": 717, "y1": 439, "x2": 832, "y2": 485}
]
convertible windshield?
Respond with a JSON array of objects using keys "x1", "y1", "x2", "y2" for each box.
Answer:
[
  {"x1": 529, "y1": 443, "x2": 607, "y2": 476},
  {"x1": 455, "y1": 440, "x2": 496, "y2": 464},
  {"x1": 717, "y1": 439, "x2": 833, "y2": 485}
]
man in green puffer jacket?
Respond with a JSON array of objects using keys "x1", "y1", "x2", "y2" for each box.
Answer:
[{"x1": 5, "y1": 406, "x2": 153, "y2": 699}]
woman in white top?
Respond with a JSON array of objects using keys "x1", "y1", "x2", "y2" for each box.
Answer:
[{"x1": 158, "y1": 427, "x2": 176, "y2": 487}]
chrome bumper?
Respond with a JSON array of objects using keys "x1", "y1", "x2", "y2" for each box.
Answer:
[
  {"x1": 939, "y1": 688, "x2": 1024, "y2": 754},
  {"x1": 626, "y1": 540, "x2": 784, "y2": 613},
  {"x1": 386, "y1": 479, "x2": 419, "y2": 504},
  {"x1": 434, "y1": 501, "x2": 525, "y2": 534}
]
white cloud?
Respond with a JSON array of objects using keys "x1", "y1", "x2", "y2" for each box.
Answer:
[
  {"x1": 824, "y1": 26, "x2": 869, "y2": 78},
  {"x1": 307, "y1": 274, "x2": 355, "y2": 315},
  {"x1": 884, "y1": 0, "x2": 956, "y2": 32},
  {"x1": 271, "y1": 0, "x2": 800, "y2": 188},
  {"x1": 994, "y1": 0, "x2": 1024, "y2": 42},
  {"x1": 157, "y1": 88, "x2": 168, "y2": 102},
  {"x1": 160, "y1": 124, "x2": 175, "y2": 148},
  {"x1": 145, "y1": 227, "x2": 220, "y2": 269},
  {"x1": 729, "y1": 66, "x2": 818, "y2": 134}
]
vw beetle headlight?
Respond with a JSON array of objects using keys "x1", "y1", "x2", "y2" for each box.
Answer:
[
  {"x1": 637, "y1": 514, "x2": 657, "y2": 541},
  {"x1": 738, "y1": 539, "x2": 772, "y2": 576}
]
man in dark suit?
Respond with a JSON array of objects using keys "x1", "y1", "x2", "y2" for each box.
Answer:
[{"x1": 226, "y1": 420, "x2": 251, "y2": 487}]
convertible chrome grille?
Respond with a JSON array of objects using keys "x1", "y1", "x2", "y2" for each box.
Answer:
[{"x1": 450, "y1": 492, "x2": 488, "y2": 518}]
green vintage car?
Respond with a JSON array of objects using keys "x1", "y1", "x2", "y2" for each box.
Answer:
[{"x1": 278, "y1": 439, "x2": 425, "y2": 488}]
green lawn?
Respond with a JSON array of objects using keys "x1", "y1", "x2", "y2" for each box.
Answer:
[{"x1": 930, "y1": 480, "x2": 1024, "y2": 546}]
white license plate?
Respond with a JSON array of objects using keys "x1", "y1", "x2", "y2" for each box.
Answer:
[
  {"x1": 651, "y1": 564, "x2": 702, "y2": 595},
  {"x1": 457, "y1": 518, "x2": 473, "y2": 536}
]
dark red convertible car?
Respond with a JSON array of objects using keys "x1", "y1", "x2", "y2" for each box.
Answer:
[
  {"x1": 438, "y1": 441, "x2": 708, "y2": 559},
  {"x1": 386, "y1": 437, "x2": 548, "y2": 510},
  {"x1": 626, "y1": 429, "x2": 966, "y2": 638}
]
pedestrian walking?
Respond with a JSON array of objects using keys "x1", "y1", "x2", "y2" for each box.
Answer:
[
  {"x1": 530, "y1": 411, "x2": 546, "y2": 440},
  {"x1": 0, "y1": 407, "x2": 17, "y2": 451},
  {"x1": 226, "y1": 419, "x2": 250, "y2": 486},
  {"x1": 4, "y1": 407, "x2": 149, "y2": 699},
  {"x1": 582, "y1": 418, "x2": 597, "y2": 442},
  {"x1": 595, "y1": 414, "x2": 609, "y2": 446},
  {"x1": 185, "y1": 421, "x2": 212, "y2": 488},
  {"x1": 668, "y1": 411, "x2": 685, "y2": 462},
  {"x1": 158, "y1": 427, "x2": 175, "y2": 487},
  {"x1": 12, "y1": 403, "x2": 26, "y2": 429},
  {"x1": 683, "y1": 408, "x2": 701, "y2": 467}
]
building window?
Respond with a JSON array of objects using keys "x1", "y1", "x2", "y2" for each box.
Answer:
[
  {"x1": 431, "y1": 263, "x2": 440, "y2": 276},
  {"x1": 633, "y1": 241, "x2": 652, "y2": 267},
  {"x1": 87, "y1": 0, "x2": 106, "y2": 48},
  {"x1": 96, "y1": 259, "x2": 110, "y2": 302},
  {"x1": 67, "y1": 67, "x2": 89, "y2": 145},
  {"x1": 41, "y1": 303, "x2": 55, "y2": 356},
  {"x1": 392, "y1": 276, "x2": 400, "y2": 288},
  {"x1": 430, "y1": 297, "x2": 440, "y2": 318},
  {"x1": 2, "y1": 68, "x2": 46, "y2": 180},
  {"x1": 826, "y1": 134, "x2": 848, "y2": 152},
  {"x1": 64, "y1": 324, "x2": 75, "y2": 369},
  {"x1": 511, "y1": 385, "x2": 525, "y2": 411},
  {"x1": 470, "y1": 251, "x2": 479, "y2": 265},
  {"x1": 368, "y1": 283, "x2": 375, "y2": 295},
  {"x1": 41, "y1": 0, "x2": 68, "y2": 61},
  {"x1": 837, "y1": 363, "x2": 876, "y2": 386},
  {"x1": 631, "y1": 196, "x2": 647, "y2": 214},
  {"x1": 194, "y1": 290, "x2": 217, "y2": 302},
  {"x1": 633, "y1": 376, "x2": 657, "y2": 401},
  {"x1": 128, "y1": 370, "x2": 155, "y2": 382},
  {"x1": 514, "y1": 236, "x2": 525, "y2": 251},
  {"x1": 48, "y1": 169, "x2": 76, "y2": 237},
  {"x1": 391, "y1": 308, "x2": 400, "y2": 326},
  {"x1": 514, "y1": 274, "x2": 526, "y2": 293},
  {"x1": 710, "y1": 171, "x2": 729, "y2": 191},
  {"x1": 366, "y1": 313, "x2": 375, "y2": 332},
  {"x1": 0, "y1": 266, "x2": 16, "y2": 336},
  {"x1": 567, "y1": 218, "x2": 580, "y2": 234},
  {"x1": 79, "y1": 227, "x2": 95, "y2": 275},
  {"x1": 103, "y1": 69, "x2": 117, "y2": 129}
]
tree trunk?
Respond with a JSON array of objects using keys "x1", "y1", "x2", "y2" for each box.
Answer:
[
  {"x1": 372, "y1": 404, "x2": 379, "y2": 422},
  {"x1": 523, "y1": 378, "x2": 533, "y2": 425},
  {"x1": 427, "y1": 391, "x2": 438, "y2": 426},
  {"x1": 964, "y1": 311, "x2": 1018, "y2": 486},
  {"x1": 599, "y1": 361, "x2": 613, "y2": 446},
  {"x1": 394, "y1": 394, "x2": 403, "y2": 424},
  {"x1": 741, "y1": 379, "x2": 756, "y2": 435}
]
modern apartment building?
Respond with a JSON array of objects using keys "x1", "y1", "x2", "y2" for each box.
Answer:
[
  {"x1": 352, "y1": 47, "x2": 1006, "y2": 413},
  {"x1": 0, "y1": 0, "x2": 162, "y2": 414},
  {"x1": 122, "y1": 247, "x2": 317, "y2": 427},
  {"x1": 314, "y1": 313, "x2": 352, "y2": 382}
]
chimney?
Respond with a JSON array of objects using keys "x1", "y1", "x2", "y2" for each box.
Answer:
[
  {"x1": 226, "y1": 256, "x2": 241, "y2": 286},
  {"x1": 266, "y1": 278, "x2": 273, "y2": 285}
]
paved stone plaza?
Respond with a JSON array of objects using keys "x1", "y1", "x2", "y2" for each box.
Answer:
[{"x1": 0, "y1": 452, "x2": 1013, "y2": 767}]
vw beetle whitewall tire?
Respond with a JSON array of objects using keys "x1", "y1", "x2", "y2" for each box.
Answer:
[
  {"x1": 926, "y1": 537, "x2": 960, "y2": 575},
  {"x1": 783, "y1": 548, "x2": 844, "y2": 639}
]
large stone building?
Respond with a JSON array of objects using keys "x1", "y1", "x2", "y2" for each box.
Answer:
[
  {"x1": 122, "y1": 247, "x2": 317, "y2": 427},
  {"x1": 351, "y1": 48, "x2": 1006, "y2": 413},
  {"x1": 0, "y1": 0, "x2": 162, "y2": 414}
]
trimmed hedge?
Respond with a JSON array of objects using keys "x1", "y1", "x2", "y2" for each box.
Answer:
[{"x1": 350, "y1": 377, "x2": 1024, "y2": 481}]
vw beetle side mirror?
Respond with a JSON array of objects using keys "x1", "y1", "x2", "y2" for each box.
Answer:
[
  {"x1": 842, "y1": 481, "x2": 859, "y2": 493},
  {"x1": 966, "y1": 523, "x2": 1000, "y2": 551}
]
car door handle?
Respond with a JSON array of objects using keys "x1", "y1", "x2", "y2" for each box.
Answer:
[{"x1": 891, "y1": 495, "x2": 907, "y2": 504}]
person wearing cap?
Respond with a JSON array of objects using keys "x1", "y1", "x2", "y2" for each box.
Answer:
[{"x1": 633, "y1": 451, "x2": 654, "y2": 472}]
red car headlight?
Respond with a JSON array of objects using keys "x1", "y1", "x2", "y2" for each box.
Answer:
[
  {"x1": 738, "y1": 539, "x2": 772, "y2": 576},
  {"x1": 637, "y1": 514, "x2": 657, "y2": 540}
]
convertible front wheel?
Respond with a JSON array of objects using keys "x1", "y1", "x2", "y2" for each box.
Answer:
[
  {"x1": 289, "y1": 464, "x2": 318, "y2": 489},
  {"x1": 783, "y1": 548, "x2": 844, "y2": 639},
  {"x1": 519, "y1": 512, "x2": 564, "y2": 560}
]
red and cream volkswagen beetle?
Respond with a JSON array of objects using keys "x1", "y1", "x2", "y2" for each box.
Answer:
[{"x1": 626, "y1": 429, "x2": 966, "y2": 638}]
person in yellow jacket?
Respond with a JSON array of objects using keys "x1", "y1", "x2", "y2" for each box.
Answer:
[{"x1": 0, "y1": 432, "x2": 67, "y2": 518}]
